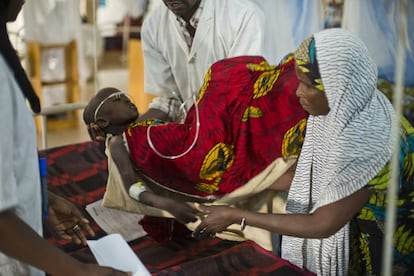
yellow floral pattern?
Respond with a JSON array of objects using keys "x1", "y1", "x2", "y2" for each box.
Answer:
[
  {"x1": 197, "y1": 67, "x2": 212, "y2": 102},
  {"x1": 197, "y1": 143, "x2": 234, "y2": 193},
  {"x1": 248, "y1": 62, "x2": 281, "y2": 100},
  {"x1": 281, "y1": 118, "x2": 307, "y2": 158},
  {"x1": 242, "y1": 106, "x2": 263, "y2": 122}
]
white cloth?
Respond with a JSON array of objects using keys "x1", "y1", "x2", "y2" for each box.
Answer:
[
  {"x1": 281, "y1": 29, "x2": 396, "y2": 275},
  {"x1": 342, "y1": 0, "x2": 414, "y2": 86},
  {"x1": 23, "y1": 0, "x2": 91, "y2": 81},
  {"x1": 23, "y1": 0, "x2": 79, "y2": 45},
  {"x1": 250, "y1": 0, "x2": 324, "y2": 64},
  {"x1": 145, "y1": 0, "x2": 162, "y2": 17},
  {"x1": 0, "y1": 55, "x2": 44, "y2": 275},
  {"x1": 97, "y1": 0, "x2": 147, "y2": 37},
  {"x1": 141, "y1": 0, "x2": 266, "y2": 119}
]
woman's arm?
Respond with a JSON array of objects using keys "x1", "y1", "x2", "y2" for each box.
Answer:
[
  {"x1": 268, "y1": 160, "x2": 297, "y2": 192},
  {"x1": 194, "y1": 187, "x2": 372, "y2": 239}
]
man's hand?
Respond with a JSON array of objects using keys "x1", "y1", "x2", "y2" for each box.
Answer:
[
  {"x1": 47, "y1": 192, "x2": 95, "y2": 245},
  {"x1": 137, "y1": 108, "x2": 171, "y2": 122}
]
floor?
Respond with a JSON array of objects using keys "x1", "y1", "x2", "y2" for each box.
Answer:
[{"x1": 36, "y1": 51, "x2": 128, "y2": 149}]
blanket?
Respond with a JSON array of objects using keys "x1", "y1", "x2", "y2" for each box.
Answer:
[{"x1": 103, "y1": 140, "x2": 294, "y2": 251}]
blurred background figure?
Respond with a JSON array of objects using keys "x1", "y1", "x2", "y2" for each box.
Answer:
[
  {"x1": 251, "y1": 0, "x2": 325, "y2": 64},
  {"x1": 342, "y1": 0, "x2": 414, "y2": 123},
  {"x1": 342, "y1": 0, "x2": 414, "y2": 87}
]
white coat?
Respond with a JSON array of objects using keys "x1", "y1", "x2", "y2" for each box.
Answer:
[{"x1": 141, "y1": 0, "x2": 267, "y2": 118}]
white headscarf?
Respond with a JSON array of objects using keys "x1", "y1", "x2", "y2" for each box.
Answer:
[{"x1": 281, "y1": 28, "x2": 396, "y2": 275}]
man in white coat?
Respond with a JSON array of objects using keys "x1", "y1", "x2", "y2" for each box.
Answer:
[{"x1": 139, "y1": 0, "x2": 267, "y2": 122}]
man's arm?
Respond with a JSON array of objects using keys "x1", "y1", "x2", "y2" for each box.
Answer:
[
  {"x1": 137, "y1": 108, "x2": 171, "y2": 122},
  {"x1": 140, "y1": 8, "x2": 184, "y2": 122}
]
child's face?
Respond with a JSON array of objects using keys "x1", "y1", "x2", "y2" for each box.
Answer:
[{"x1": 99, "y1": 93, "x2": 139, "y2": 130}]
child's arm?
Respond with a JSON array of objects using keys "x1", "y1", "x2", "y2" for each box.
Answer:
[
  {"x1": 108, "y1": 135, "x2": 139, "y2": 187},
  {"x1": 109, "y1": 135, "x2": 198, "y2": 223}
]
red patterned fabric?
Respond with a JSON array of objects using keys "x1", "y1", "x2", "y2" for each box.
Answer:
[{"x1": 126, "y1": 55, "x2": 307, "y2": 197}]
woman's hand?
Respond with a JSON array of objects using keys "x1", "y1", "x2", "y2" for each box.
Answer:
[
  {"x1": 192, "y1": 204, "x2": 239, "y2": 239},
  {"x1": 87, "y1": 122, "x2": 106, "y2": 142},
  {"x1": 47, "y1": 192, "x2": 95, "y2": 245}
]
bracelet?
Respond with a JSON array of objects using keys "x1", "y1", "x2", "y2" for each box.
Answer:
[
  {"x1": 128, "y1": 181, "x2": 146, "y2": 200},
  {"x1": 240, "y1": 217, "x2": 246, "y2": 231}
]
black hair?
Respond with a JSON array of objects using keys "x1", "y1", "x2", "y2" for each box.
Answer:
[
  {"x1": 0, "y1": 0, "x2": 11, "y2": 11},
  {"x1": 0, "y1": 0, "x2": 41, "y2": 113}
]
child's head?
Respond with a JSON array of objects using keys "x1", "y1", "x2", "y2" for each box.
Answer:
[{"x1": 83, "y1": 87, "x2": 139, "y2": 136}]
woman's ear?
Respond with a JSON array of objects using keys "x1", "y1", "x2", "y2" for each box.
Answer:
[{"x1": 96, "y1": 117, "x2": 110, "y2": 129}]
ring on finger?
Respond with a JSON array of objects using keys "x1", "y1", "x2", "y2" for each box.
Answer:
[{"x1": 72, "y1": 224, "x2": 81, "y2": 232}]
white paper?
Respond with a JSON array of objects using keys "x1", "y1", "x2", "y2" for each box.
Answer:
[
  {"x1": 85, "y1": 199, "x2": 147, "y2": 242},
  {"x1": 88, "y1": 233, "x2": 151, "y2": 276}
]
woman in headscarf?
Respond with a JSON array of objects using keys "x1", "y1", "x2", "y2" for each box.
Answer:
[{"x1": 194, "y1": 28, "x2": 414, "y2": 275}]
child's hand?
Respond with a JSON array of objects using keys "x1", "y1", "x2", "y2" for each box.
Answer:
[
  {"x1": 87, "y1": 122, "x2": 106, "y2": 142},
  {"x1": 166, "y1": 201, "x2": 199, "y2": 224}
]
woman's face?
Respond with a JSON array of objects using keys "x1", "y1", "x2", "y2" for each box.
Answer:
[{"x1": 295, "y1": 64, "x2": 330, "y2": 116}]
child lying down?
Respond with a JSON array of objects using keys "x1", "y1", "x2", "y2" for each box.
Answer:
[{"x1": 83, "y1": 55, "x2": 308, "y2": 246}]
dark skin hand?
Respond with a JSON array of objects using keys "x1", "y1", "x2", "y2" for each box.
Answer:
[
  {"x1": 193, "y1": 187, "x2": 373, "y2": 239},
  {"x1": 47, "y1": 191, "x2": 95, "y2": 245},
  {"x1": 0, "y1": 210, "x2": 131, "y2": 276},
  {"x1": 140, "y1": 191, "x2": 199, "y2": 224},
  {"x1": 109, "y1": 135, "x2": 199, "y2": 224}
]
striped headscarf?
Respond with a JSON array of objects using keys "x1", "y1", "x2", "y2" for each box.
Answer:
[{"x1": 282, "y1": 28, "x2": 396, "y2": 275}]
